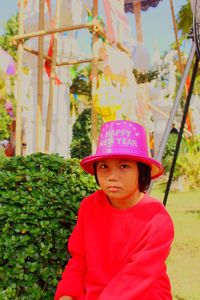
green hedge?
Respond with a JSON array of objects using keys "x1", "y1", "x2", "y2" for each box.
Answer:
[{"x1": 0, "y1": 153, "x2": 97, "y2": 299}]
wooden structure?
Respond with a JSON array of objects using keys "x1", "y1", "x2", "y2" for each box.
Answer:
[{"x1": 14, "y1": 0, "x2": 130, "y2": 155}]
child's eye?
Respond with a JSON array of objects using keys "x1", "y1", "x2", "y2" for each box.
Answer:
[
  {"x1": 98, "y1": 164, "x2": 107, "y2": 169},
  {"x1": 120, "y1": 164, "x2": 129, "y2": 169}
]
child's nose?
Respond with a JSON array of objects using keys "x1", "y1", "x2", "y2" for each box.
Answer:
[{"x1": 107, "y1": 168, "x2": 118, "y2": 181}]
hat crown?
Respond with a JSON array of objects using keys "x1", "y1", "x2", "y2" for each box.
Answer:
[
  {"x1": 96, "y1": 120, "x2": 148, "y2": 158},
  {"x1": 80, "y1": 120, "x2": 163, "y2": 179}
]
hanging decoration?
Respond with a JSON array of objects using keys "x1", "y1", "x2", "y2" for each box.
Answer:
[
  {"x1": 44, "y1": 0, "x2": 62, "y2": 85},
  {"x1": 59, "y1": 0, "x2": 86, "y2": 27},
  {"x1": 103, "y1": 0, "x2": 132, "y2": 47},
  {"x1": 131, "y1": 43, "x2": 151, "y2": 72},
  {"x1": 23, "y1": 0, "x2": 52, "y2": 32},
  {"x1": 93, "y1": 74, "x2": 122, "y2": 121},
  {"x1": 44, "y1": 36, "x2": 62, "y2": 85},
  {"x1": 92, "y1": 35, "x2": 138, "y2": 122},
  {"x1": 56, "y1": 33, "x2": 81, "y2": 63},
  {"x1": 93, "y1": 72, "x2": 138, "y2": 122},
  {"x1": 17, "y1": 0, "x2": 28, "y2": 8},
  {"x1": 97, "y1": 42, "x2": 132, "y2": 83},
  {"x1": 135, "y1": 83, "x2": 151, "y2": 126}
]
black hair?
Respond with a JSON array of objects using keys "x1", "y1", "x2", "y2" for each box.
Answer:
[
  {"x1": 93, "y1": 162, "x2": 99, "y2": 186},
  {"x1": 93, "y1": 161, "x2": 151, "y2": 192},
  {"x1": 137, "y1": 162, "x2": 151, "y2": 192}
]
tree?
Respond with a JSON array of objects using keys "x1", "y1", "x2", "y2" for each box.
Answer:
[
  {"x1": 175, "y1": 1, "x2": 200, "y2": 95},
  {"x1": 0, "y1": 13, "x2": 18, "y2": 60},
  {"x1": 69, "y1": 65, "x2": 92, "y2": 97},
  {"x1": 176, "y1": 1, "x2": 193, "y2": 37},
  {"x1": 70, "y1": 108, "x2": 102, "y2": 159},
  {"x1": 70, "y1": 108, "x2": 92, "y2": 159}
]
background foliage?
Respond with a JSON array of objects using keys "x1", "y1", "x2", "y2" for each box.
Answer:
[
  {"x1": 69, "y1": 65, "x2": 92, "y2": 97},
  {"x1": 70, "y1": 108, "x2": 92, "y2": 159},
  {"x1": 0, "y1": 14, "x2": 18, "y2": 61},
  {"x1": 0, "y1": 153, "x2": 97, "y2": 299},
  {"x1": 162, "y1": 132, "x2": 188, "y2": 173},
  {"x1": 174, "y1": 136, "x2": 200, "y2": 189},
  {"x1": 70, "y1": 108, "x2": 102, "y2": 159},
  {"x1": 0, "y1": 13, "x2": 17, "y2": 141},
  {"x1": 161, "y1": 134, "x2": 200, "y2": 190},
  {"x1": 0, "y1": 103, "x2": 12, "y2": 140},
  {"x1": 133, "y1": 69, "x2": 159, "y2": 84}
]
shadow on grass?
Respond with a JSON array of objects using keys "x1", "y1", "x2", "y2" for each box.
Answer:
[
  {"x1": 185, "y1": 210, "x2": 200, "y2": 214},
  {"x1": 174, "y1": 296, "x2": 186, "y2": 300}
]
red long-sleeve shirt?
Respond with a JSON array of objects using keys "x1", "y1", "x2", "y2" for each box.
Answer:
[{"x1": 55, "y1": 190, "x2": 174, "y2": 300}]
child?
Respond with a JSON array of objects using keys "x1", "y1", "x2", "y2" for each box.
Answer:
[{"x1": 55, "y1": 120, "x2": 174, "y2": 300}]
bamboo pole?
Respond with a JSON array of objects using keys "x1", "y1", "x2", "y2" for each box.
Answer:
[
  {"x1": 92, "y1": 21, "x2": 131, "y2": 56},
  {"x1": 134, "y1": 0, "x2": 143, "y2": 44},
  {"x1": 36, "y1": 0, "x2": 45, "y2": 152},
  {"x1": 169, "y1": 0, "x2": 183, "y2": 73},
  {"x1": 57, "y1": 58, "x2": 95, "y2": 66},
  {"x1": 169, "y1": 0, "x2": 194, "y2": 135},
  {"x1": 23, "y1": 45, "x2": 52, "y2": 61},
  {"x1": 44, "y1": 0, "x2": 60, "y2": 153},
  {"x1": 13, "y1": 20, "x2": 130, "y2": 56},
  {"x1": 15, "y1": 0, "x2": 24, "y2": 156},
  {"x1": 91, "y1": 0, "x2": 99, "y2": 154},
  {"x1": 57, "y1": 57, "x2": 103, "y2": 66},
  {"x1": 44, "y1": 39, "x2": 57, "y2": 152},
  {"x1": 13, "y1": 23, "x2": 93, "y2": 41},
  {"x1": 23, "y1": 45, "x2": 96, "y2": 66}
]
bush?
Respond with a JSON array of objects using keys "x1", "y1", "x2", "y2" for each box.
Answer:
[
  {"x1": 0, "y1": 148, "x2": 8, "y2": 164},
  {"x1": 0, "y1": 153, "x2": 97, "y2": 299},
  {"x1": 174, "y1": 136, "x2": 200, "y2": 189},
  {"x1": 162, "y1": 133, "x2": 188, "y2": 173}
]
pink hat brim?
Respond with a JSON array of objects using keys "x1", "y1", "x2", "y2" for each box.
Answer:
[{"x1": 80, "y1": 153, "x2": 164, "y2": 179}]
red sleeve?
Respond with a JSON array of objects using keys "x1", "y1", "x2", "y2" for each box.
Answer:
[
  {"x1": 98, "y1": 213, "x2": 174, "y2": 300},
  {"x1": 54, "y1": 202, "x2": 86, "y2": 300}
]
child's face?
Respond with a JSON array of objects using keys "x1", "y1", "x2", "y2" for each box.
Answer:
[{"x1": 96, "y1": 158, "x2": 141, "y2": 208}]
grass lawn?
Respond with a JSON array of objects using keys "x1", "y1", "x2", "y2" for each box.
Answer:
[{"x1": 151, "y1": 186, "x2": 200, "y2": 300}]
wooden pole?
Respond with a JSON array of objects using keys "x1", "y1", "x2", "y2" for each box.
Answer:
[
  {"x1": 23, "y1": 45, "x2": 98, "y2": 66},
  {"x1": 169, "y1": 0, "x2": 183, "y2": 73},
  {"x1": 44, "y1": 39, "x2": 57, "y2": 152},
  {"x1": 134, "y1": 0, "x2": 143, "y2": 44},
  {"x1": 13, "y1": 20, "x2": 130, "y2": 55},
  {"x1": 15, "y1": 0, "x2": 24, "y2": 156},
  {"x1": 13, "y1": 23, "x2": 93, "y2": 41},
  {"x1": 57, "y1": 58, "x2": 94, "y2": 66},
  {"x1": 44, "y1": 0, "x2": 60, "y2": 153},
  {"x1": 169, "y1": 0, "x2": 194, "y2": 134},
  {"x1": 91, "y1": 0, "x2": 99, "y2": 153},
  {"x1": 91, "y1": 19, "x2": 130, "y2": 55},
  {"x1": 36, "y1": 0, "x2": 45, "y2": 152},
  {"x1": 23, "y1": 45, "x2": 52, "y2": 63}
]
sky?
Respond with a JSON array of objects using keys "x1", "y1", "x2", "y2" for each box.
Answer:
[{"x1": 0, "y1": 0, "x2": 191, "y2": 58}]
